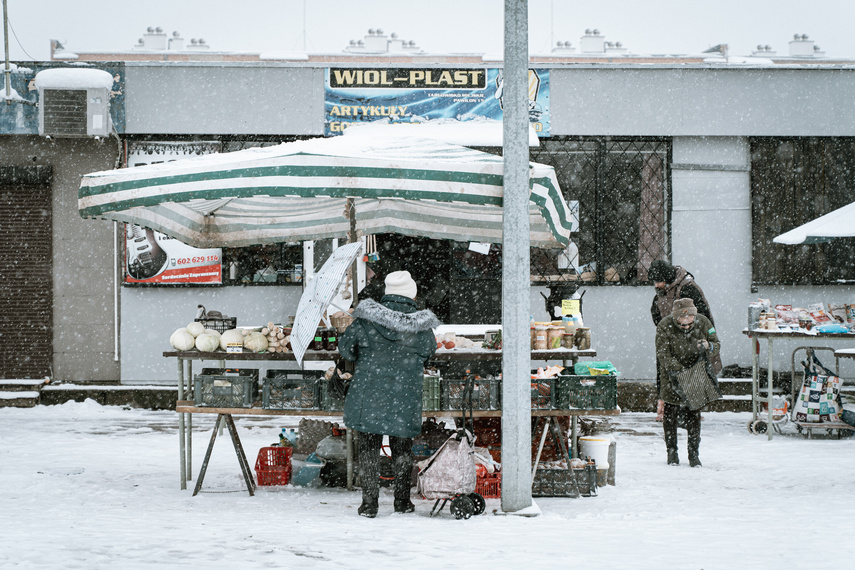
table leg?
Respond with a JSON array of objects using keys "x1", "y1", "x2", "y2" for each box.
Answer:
[
  {"x1": 767, "y1": 338, "x2": 774, "y2": 441},
  {"x1": 531, "y1": 417, "x2": 550, "y2": 479},
  {"x1": 223, "y1": 414, "x2": 256, "y2": 496},
  {"x1": 549, "y1": 416, "x2": 580, "y2": 498},
  {"x1": 178, "y1": 359, "x2": 186, "y2": 490},
  {"x1": 346, "y1": 427, "x2": 354, "y2": 491},
  {"x1": 185, "y1": 360, "x2": 193, "y2": 480},
  {"x1": 193, "y1": 414, "x2": 223, "y2": 496},
  {"x1": 751, "y1": 338, "x2": 759, "y2": 422}
]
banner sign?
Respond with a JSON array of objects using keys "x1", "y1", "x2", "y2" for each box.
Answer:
[
  {"x1": 325, "y1": 67, "x2": 550, "y2": 137},
  {"x1": 124, "y1": 225, "x2": 222, "y2": 285}
]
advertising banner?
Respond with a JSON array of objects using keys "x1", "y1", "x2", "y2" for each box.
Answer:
[
  {"x1": 325, "y1": 67, "x2": 550, "y2": 137},
  {"x1": 124, "y1": 225, "x2": 222, "y2": 285}
]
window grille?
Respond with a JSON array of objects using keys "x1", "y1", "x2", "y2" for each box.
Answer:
[
  {"x1": 751, "y1": 137, "x2": 855, "y2": 285},
  {"x1": 529, "y1": 138, "x2": 671, "y2": 285}
]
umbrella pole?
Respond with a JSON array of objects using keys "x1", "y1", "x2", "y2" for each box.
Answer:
[{"x1": 347, "y1": 197, "x2": 358, "y2": 309}]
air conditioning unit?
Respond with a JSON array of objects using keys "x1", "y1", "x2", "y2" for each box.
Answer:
[{"x1": 34, "y1": 69, "x2": 114, "y2": 138}]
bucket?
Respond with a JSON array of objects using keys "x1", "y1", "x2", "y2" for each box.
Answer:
[
  {"x1": 578, "y1": 436, "x2": 611, "y2": 471},
  {"x1": 291, "y1": 455, "x2": 326, "y2": 487}
]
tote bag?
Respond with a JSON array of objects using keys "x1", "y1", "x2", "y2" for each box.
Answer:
[
  {"x1": 670, "y1": 354, "x2": 722, "y2": 411},
  {"x1": 792, "y1": 352, "x2": 842, "y2": 423}
]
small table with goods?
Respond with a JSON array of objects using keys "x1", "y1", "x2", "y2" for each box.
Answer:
[
  {"x1": 742, "y1": 329, "x2": 855, "y2": 440},
  {"x1": 165, "y1": 345, "x2": 619, "y2": 496}
]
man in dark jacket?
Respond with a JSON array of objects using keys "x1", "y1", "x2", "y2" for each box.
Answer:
[
  {"x1": 338, "y1": 270, "x2": 441, "y2": 518},
  {"x1": 648, "y1": 260, "x2": 720, "y2": 420},
  {"x1": 656, "y1": 298, "x2": 720, "y2": 467}
]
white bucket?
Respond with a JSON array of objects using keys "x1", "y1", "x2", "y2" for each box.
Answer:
[{"x1": 578, "y1": 436, "x2": 611, "y2": 470}]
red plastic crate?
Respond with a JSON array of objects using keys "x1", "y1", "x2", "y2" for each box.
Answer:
[
  {"x1": 476, "y1": 472, "x2": 501, "y2": 499},
  {"x1": 255, "y1": 446, "x2": 293, "y2": 486}
]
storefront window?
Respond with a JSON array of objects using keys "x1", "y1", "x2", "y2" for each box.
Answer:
[
  {"x1": 751, "y1": 138, "x2": 855, "y2": 285},
  {"x1": 529, "y1": 138, "x2": 671, "y2": 285}
]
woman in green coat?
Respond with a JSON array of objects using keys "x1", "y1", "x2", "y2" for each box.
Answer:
[
  {"x1": 655, "y1": 298, "x2": 721, "y2": 468},
  {"x1": 338, "y1": 270, "x2": 440, "y2": 518}
]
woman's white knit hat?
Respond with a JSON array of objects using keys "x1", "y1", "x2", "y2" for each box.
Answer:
[{"x1": 385, "y1": 270, "x2": 417, "y2": 299}]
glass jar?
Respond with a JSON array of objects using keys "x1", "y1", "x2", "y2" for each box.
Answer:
[
  {"x1": 323, "y1": 328, "x2": 338, "y2": 351},
  {"x1": 310, "y1": 329, "x2": 324, "y2": 351},
  {"x1": 546, "y1": 326, "x2": 563, "y2": 349},
  {"x1": 534, "y1": 326, "x2": 548, "y2": 350}
]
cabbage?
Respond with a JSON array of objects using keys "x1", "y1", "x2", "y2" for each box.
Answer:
[
  {"x1": 203, "y1": 329, "x2": 221, "y2": 338},
  {"x1": 195, "y1": 333, "x2": 220, "y2": 353},
  {"x1": 170, "y1": 328, "x2": 196, "y2": 351},
  {"x1": 219, "y1": 329, "x2": 245, "y2": 351},
  {"x1": 186, "y1": 321, "x2": 206, "y2": 338},
  {"x1": 243, "y1": 331, "x2": 269, "y2": 353}
]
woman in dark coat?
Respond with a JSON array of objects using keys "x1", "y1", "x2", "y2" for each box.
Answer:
[{"x1": 338, "y1": 270, "x2": 440, "y2": 518}]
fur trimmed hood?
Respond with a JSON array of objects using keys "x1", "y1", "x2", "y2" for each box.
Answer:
[{"x1": 352, "y1": 298, "x2": 441, "y2": 334}]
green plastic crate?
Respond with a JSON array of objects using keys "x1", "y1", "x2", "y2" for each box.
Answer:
[
  {"x1": 263, "y1": 370, "x2": 322, "y2": 410},
  {"x1": 441, "y1": 378, "x2": 501, "y2": 411},
  {"x1": 554, "y1": 373, "x2": 617, "y2": 410},
  {"x1": 194, "y1": 368, "x2": 259, "y2": 408},
  {"x1": 531, "y1": 376, "x2": 556, "y2": 410},
  {"x1": 423, "y1": 376, "x2": 441, "y2": 411}
]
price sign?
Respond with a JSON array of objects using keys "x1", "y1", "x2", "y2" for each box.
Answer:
[{"x1": 561, "y1": 299, "x2": 580, "y2": 316}]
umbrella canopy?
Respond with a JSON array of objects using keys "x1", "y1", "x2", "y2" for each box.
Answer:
[
  {"x1": 773, "y1": 201, "x2": 855, "y2": 245},
  {"x1": 291, "y1": 241, "x2": 364, "y2": 366},
  {"x1": 78, "y1": 135, "x2": 573, "y2": 249}
]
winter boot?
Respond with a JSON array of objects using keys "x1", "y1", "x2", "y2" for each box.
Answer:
[
  {"x1": 358, "y1": 497, "x2": 378, "y2": 518},
  {"x1": 663, "y1": 403, "x2": 679, "y2": 465},
  {"x1": 667, "y1": 449, "x2": 680, "y2": 466},
  {"x1": 686, "y1": 409, "x2": 702, "y2": 468},
  {"x1": 392, "y1": 437, "x2": 415, "y2": 514}
]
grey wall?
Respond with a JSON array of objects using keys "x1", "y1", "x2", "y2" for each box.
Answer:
[
  {"x1": 550, "y1": 66, "x2": 855, "y2": 136},
  {"x1": 0, "y1": 136, "x2": 120, "y2": 382},
  {"x1": 123, "y1": 64, "x2": 324, "y2": 135},
  {"x1": 120, "y1": 285, "x2": 304, "y2": 384}
]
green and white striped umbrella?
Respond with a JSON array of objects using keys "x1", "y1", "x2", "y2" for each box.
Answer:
[{"x1": 79, "y1": 136, "x2": 573, "y2": 248}]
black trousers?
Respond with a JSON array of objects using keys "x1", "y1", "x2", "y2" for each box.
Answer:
[
  {"x1": 357, "y1": 431, "x2": 414, "y2": 502},
  {"x1": 663, "y1": 402, "x2": 701, "y2": 457}
]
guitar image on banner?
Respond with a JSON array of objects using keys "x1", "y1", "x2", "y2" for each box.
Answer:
[{"x1": 126, "y1": 224, "x2": 168, "y2": 280}]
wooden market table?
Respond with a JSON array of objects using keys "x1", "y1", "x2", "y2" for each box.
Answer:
[
  {"x1": 165, "y1": 347, "x2": 617, "y2": 494},
  {"x1": 742, "y1": 329, "x2": 855, "y2": 440}
]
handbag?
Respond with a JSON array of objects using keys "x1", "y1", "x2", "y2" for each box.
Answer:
[
  {"x1": 669, "y1": 353, "x2": 722, "y2": 411},
  {"x1": 328, "y1": 358, "x2": 351, "y2": 399}
]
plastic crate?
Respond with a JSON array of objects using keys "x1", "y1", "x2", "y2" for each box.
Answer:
[
  {"x1": 554, "y1": 373, "x2": 618, "y2": 410},
  {"x1": 531, "y1": 468, "x2": 580, "y2": 498},
  {"x1": 531, "y1": 377, "x2": 556, "y2": 410},
  {"x1": 318, "y1": 378, "x2": 345, "y2": 411},
  {"x1": 194, "y1": 368, "x2": 259, "y2": 408},
  {"x1": 476, "y1": 472, "x2": 501, "y2": 499},
  {"x1": 194, "y1": 316, "x2": 237, "y2": 334},
  {"x1": 255, "y1": 446, "x2": 293, "y2": 486},
  {"x1": 263, "y1": 370, "x2": 323, "y2": 410},
  {"x1": 423, "y1": 376, "x2": 441, "y2": 411},
  {"x1": 441, "y1": 378, "x2": 501, "y2": 410}
]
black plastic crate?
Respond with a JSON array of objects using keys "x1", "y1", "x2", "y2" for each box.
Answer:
[
  {"x1": 263, "y1": 370, "x2": 323, "y2": 410},
  {"x1": 531, "y1": 468, "x2": 581, "y2": 498},
  {"x1": 554, "y1": 373, "x2": 618, "y2": 410},
  {"x1": 194, "y1": 317, "x2": 237, "y2": 334},
  {"x1": 194, "y1": 368, "x2": 259, "y2": 408},
  {"x1": 441, "y1": 378, "x2": 501, "y2": 411}
]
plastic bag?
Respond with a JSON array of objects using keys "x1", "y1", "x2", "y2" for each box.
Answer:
[
  {"x1": 573, "y1": 361, "x2": 620, "y2": 376},
  {"x1": 314, "y1": 435, "x2": 348, "y2": 461}
]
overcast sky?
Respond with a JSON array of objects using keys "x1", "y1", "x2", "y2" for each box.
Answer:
[{"x1": 5, "y1": 0, "x2": 855, "y2": 61}]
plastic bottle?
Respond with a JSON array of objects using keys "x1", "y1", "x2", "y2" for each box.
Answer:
[
  {"x1": 287, "y1": 428, "x2": 297, "y2": 445},
  {"x1": 280, "y1": 428, "x2": 293, "y2": 447}
]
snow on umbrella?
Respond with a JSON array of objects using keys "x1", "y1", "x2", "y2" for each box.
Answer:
[
  {"x1": 773, "y1": 200, "x2": 855, "y2": 244},
  {"x1": 77, "y1": 135, "x2": 573, "y2": 249},
  {"x1": 291, "y1": 241, "x2": 364, "y2": 366}
]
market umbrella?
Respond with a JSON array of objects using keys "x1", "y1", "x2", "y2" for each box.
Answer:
[
  {"x1": 78, "y1": 135, "x2": 573, "y2": 249},
  {"x1": 291, "y1": 241, "x2": 364, "y2": 366},
  {"x1": 773, "y1": 201, "x2": 855, "y2": 244}
]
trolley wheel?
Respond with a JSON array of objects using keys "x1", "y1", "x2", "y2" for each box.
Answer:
[
  {"x1": 468, "y1": 492, "x2": 486, "y2": 515},
  {"x1": 752, "y1": 420, "x2": 768, "y2": 434},
  {"x1": 747, "y1": 420, "x2": 756, "y2": 434},
  {"x1": 450, "y1": 495, "x2": 475, "y2": 520}
]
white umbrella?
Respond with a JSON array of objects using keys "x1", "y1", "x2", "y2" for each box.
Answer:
[
  {"x1": 773, "y1": 201, "x2": 855, "y2": 245},
  {"x1": 291, "y1": 241, "x2": 364, "y2": 366}
]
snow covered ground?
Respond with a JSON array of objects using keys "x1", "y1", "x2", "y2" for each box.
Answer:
[{"x1": 1, "y1": 401, "x2": 853, "y2": 569}]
